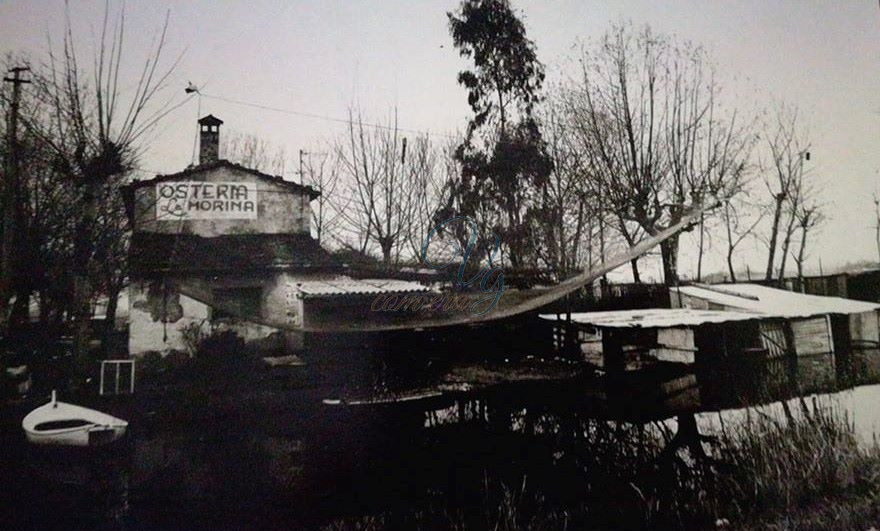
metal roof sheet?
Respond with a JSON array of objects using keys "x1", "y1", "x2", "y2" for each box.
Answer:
[
  {"x1": 539, "y1": 308, "x2": 760, "y2": 329},
  {"x1": 674, "y1": 283, "x2": 880, "y2": 318},
  {"x1": 292, "y1": 278, "x2": 431, "y2": 298}
]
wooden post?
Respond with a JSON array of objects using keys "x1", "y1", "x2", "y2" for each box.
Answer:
[
  {"x1": 602, "y1": 328, "x2": 625, "y2": 374},
  {"x1": 825, "y1": 315, "x2": 835, "y2": 372},
  {"x1": 722, "y1": 326, "x2": 729, "y2": 359}
]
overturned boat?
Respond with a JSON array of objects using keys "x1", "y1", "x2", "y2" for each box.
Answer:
[{"x1": 21, "y1": 391, "x2": 128, "y2": 447}]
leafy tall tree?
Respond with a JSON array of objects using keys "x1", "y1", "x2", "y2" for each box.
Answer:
[{"x1": 444, "y1": 0, "x2": 552, "y2": 269}]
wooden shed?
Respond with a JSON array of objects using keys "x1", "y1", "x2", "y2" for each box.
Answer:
[{"x1": 670, "y1": 284, "x2": 880, "y2": 355}]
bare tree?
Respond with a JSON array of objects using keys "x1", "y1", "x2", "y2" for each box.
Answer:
[
  {"x1": 302, "y1": 150, "x2": 343, "y2": 245},
  {"x1": 791, "y1": 200, "x2": 824, "y2": 285},
  {"x1": 25, "y1": 4, "x2": 182, "y2": 359},
  {"x1": 403, "y1": 136, "x2": 445, "y2": 262},
  {"x1": 564, "y1": 24, "x2": 753, "y2": 285},
  {"x1": 763, "y1": 105, "x2": 810, "y2": 282},
  {"x1": 776, "y1": 176, "x2": 803, "y2": 282},
  {"x1": 615, "y1": 219, "x2": 646, "y2": 282},
  {"x1": 221, "y1": 130, "x2": 287, "y2": 174},
  {"x1": 334, "y1": 109, "x2": 433, "y2": 265},
  {"x1": 721, "y1": 198, "x2": 765, "y2": 282},
  {"x1": 221, "y1": 131, "x2": 346, "y2": 246},
  {"x1": 532, "y1": 97, "x2": 596, "y2": 277}
]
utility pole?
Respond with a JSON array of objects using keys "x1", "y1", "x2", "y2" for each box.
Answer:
[
  {"x1": 2, "y1": 66, "x2": 30, "y2": 327},
  {"x1": 597, "y1": 180, "x2": 607, "y2": 286},
  {"x1": 298, "y1": 149, "x2": 309, "y2": 234},
  {"x1": 873, "y1": 192, "x2": 880, "y2": 265},
  {"x1": 298, "y1": 149, "x2": 308, "y2": 186}
]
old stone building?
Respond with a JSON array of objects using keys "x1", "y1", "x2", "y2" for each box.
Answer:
[{"x1": 123, "y1": 115, "x2": 338, "y2": 356}]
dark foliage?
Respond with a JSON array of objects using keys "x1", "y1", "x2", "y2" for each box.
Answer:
[{"x1": 444, "y1": 0, "x2": 554, "y2": 269}]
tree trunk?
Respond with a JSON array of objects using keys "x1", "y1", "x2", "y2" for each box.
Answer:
[
  {"x1": 724, "y1": 203, "x2": 737, "y2": 283},
  {"x1": 9, "y1": 288, "x2": 29, "y2": 327},
  {"x1": 778, "y1": 210, "x2": 797, "y2": 284},
  {"x1": 696, "y1": 213, "x2": 705, "y2": 282},
  {"x1": 660, "y1": 236, "x2": 680, "y2": 286},
  {"x1": 597, "y1": 182, "x2": 606, "y2": 283},
  {"x1": 765, "y1": 193, "x2": 785, "y2": 281},
  {"x1": 795, "y1": 222, "x2": 809, "y2": 290},
  {"x1": 38, "y1": 290, "x2": 50, "y2": 325},
  {"x1": 727, "y1": 248, "x2": 737, "y2": 283},
  {"x1": 875, "y1": 213, "x2": 880, "y2": 264},
  {"x1": 571, "y1": 200, "x2": 585, "y2": 275},
  {"x1": 618, "y1": 218, "x2": 639, "y2": 282},
  {"x1": 630, "y1": 258, "x2": 641, "y2": 283},
  {"x1": 103, "y1": 282, "x2": 121, "y2": 355},
  {"x1": 72, "y1": 182, "x2": 98, "y2": 371}
]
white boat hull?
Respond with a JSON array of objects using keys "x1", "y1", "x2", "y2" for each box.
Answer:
[
  {"x1": 23, "y1": 425, "x2": 127, "y2": 447},
  {"x1": 22, "y1": 392, "x2": 128, "y2": 447}
]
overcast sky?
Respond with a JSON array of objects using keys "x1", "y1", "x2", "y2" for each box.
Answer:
[{"x1": 1, "y1": 1, "x2": 878, "y2": 280}]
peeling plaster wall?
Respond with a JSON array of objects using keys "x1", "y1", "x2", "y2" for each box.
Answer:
[
  {"x1": 128, "y1": 164, "x2": 327, "y2": 356},
  {"x1": 128, "y1": 272, "x2": 313, "y2": 357},
  {"x1": 129, "y1": 280, "x2": 210, "y2": 356},
  {"x1": 132, "y1": 166, "x2": 311, "y2": 235}
]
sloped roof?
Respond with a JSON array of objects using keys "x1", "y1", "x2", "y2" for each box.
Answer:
[
  {"x1": 674, "y1": 283, "x2": 880, "y2": 318},
  {"x1": 124, "y1": 159, "x2": 320, "y2": 199},
  {"x1": 198, "y1": 114, "x2": 223, "y2": 126},
  {"x1": 539, "y1": 308, "x2": 759, "y2": 329},
  {"x1": 293, "y1": 278, "x2": 431, "y2": 299},
  {"x1": 130, "y1": 232, "x2": 338, "y2": 275}
]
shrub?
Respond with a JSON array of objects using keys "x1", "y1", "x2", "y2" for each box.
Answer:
[
  {"x1": 195, "y1": 329, "x2": 245, "y2": 364},
  {"x1": 180, "y1": 320, "x2": 209, "y2": 357}
]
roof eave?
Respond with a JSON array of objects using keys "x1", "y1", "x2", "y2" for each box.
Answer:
[{"x1": 123, "y1": 159, "x2": 321, "y2": 200}]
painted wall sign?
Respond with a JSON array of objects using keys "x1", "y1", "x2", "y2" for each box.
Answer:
[{"x1": 156, "y1": 181, "x2": 258, "y2": 220}]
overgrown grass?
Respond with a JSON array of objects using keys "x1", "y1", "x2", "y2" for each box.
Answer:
[
  {"x1": 712, "y1": 399, "x2": 880, "y2": 529},
  {"x1": 322, "y1": 399, "x2": 880, "y2": 530},
  {"x1": 323, "y1": 479, "x2": 578, "y2": 531}
]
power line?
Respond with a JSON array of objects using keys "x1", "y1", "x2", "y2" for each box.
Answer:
[
  {"x1": 195, "y1": 90, "x2": 600, "y2": 152},
  {"x1": 198, "y1": 92, "x2": 458, "y2": 140}
]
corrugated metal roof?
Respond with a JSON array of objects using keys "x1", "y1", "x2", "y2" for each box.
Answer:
[
  {"x1": 292, "y1": 278, "x2": 432, "y2": 298},
  {"x1": 539, "y1": 309, "x2": 760, "y2": 329},
  {"x1": 674, "y1": 283, "x2": 880, "y2": 318}
]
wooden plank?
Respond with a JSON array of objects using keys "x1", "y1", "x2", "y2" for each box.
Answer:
[
  {"x1": 791, "y1": 317, "x2": 833, "y2": 355},
  {"x1": 759, "y1": 321, "x2": 788, "y2": 358},
  {"x1": 849, "y1": 311, "x2": 880, "y2": 345}
]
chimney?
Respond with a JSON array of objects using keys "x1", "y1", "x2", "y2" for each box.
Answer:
[{"x1": 198, "y1": 114, "x2": 223, "y2": 164}]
